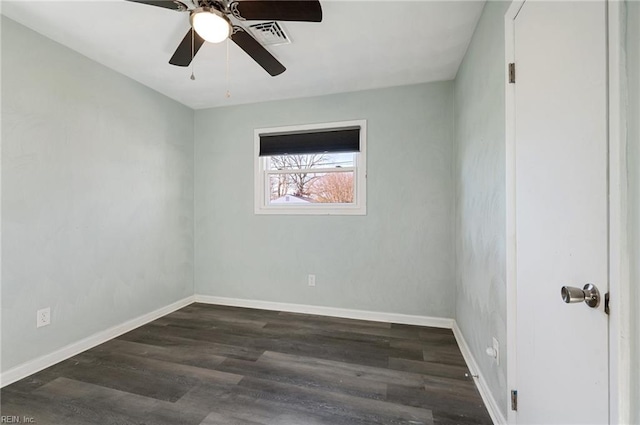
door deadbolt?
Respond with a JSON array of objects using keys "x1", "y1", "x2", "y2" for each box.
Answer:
[{"x1": 561, "y1": 283, "x2": 600, "y2": 308}]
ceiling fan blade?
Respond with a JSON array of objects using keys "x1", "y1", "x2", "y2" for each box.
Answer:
[
  {"x1": 125, "y1": 0, "x2": 188, "y2": 11},
  {"x1": 231, "y1": 26, "x2": 286, "y2": 76},
  {"x1": 169, "y1": 29, "x2": 205, "y2": 67},
  {"x1": 229, "y1": 0, "x2": 322, "y2": 22}
]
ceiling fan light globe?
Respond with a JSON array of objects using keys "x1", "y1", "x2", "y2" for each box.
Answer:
[{"x1": 190, "y1": 8, "x2": 231, "y2": 44}]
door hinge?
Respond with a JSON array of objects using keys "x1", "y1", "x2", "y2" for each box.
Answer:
[
  {"x1": 511, "y1": 390, "x2": 518, "y2": 411},
  {"x1": 509, "y1": 63, "x2": 516, "y2": 84},
  {"x1": 605, "y1": 292, "x2": 610, "y2": 315}
]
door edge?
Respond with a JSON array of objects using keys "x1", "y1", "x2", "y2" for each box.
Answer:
[
  {"x1": 504, "y1": 2, "x2": 524, "y2": 424},
  {"x1": 606, "y1": 1, "x2": 631, "y2": 423}
]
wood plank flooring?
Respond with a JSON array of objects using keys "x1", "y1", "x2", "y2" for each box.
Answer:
[{"x1": 1, "y1": 303, "x2": 492, "y2": 424}]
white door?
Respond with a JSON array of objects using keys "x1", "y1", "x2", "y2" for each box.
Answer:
[{"x1": 513, "y1": 1, "x2": 609, "y2": 423}]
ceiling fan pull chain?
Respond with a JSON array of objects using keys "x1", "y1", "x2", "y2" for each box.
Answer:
[
  {"x1": 190, "y1": 28, "x2": 196, "y2": 80},
  {"x1": 225, "y1": 38, "x2": 231, "y2": 98}
]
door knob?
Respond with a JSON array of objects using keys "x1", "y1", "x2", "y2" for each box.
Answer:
[{"x1": 561, "y1": 283, "x2": 600, "y2": 308}]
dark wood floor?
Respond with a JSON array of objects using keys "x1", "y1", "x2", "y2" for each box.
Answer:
[{"x1": 1, "y1": 303, "x2": 492, "y2": 425}]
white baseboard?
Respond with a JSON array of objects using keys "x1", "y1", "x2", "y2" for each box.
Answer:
[
  {"x1": 0, "y1": 295, "x2": 195, "y2": 388},
  {"x1": 194, "y1": 295, "x2": 454, "y2": 329},
  {"x1": 452, "y1": 322, "x2": 507, "y2": 425}
]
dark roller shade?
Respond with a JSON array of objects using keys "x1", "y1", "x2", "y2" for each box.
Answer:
[{"x1": 259, "y1": 127, "x2": 360, "y2": 156}]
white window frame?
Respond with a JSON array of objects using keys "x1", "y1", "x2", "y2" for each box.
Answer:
[{"x1": 254, "y1": 119, "x2": 367, "y2": 215}]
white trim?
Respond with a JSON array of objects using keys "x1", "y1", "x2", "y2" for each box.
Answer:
[
  {"x1": 504, "y1": 2, "x2": 524, "y2": 424},
  {"x1": 266, "y1": 167, "x2": 356, "y2": 176},
  {"x1": 254, "y1": 119, "x2": 367, "y2": 216},
  {"x1": 195, "y1": 295, "x2": 453, "y2": 329},
  {"x1": 0, "y1": 296, "x2": 195, "y2": 388},
  {"x1": 453, "y1": 322, "x2": 507, "y2": 425},
  {"x1": 607, "y1": 1, "x2": 629, "y2": 423}
]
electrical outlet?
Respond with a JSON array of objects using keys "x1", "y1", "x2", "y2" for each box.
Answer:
[
  {"x1": 37, "y1": 307, "x2": 51, "y2": 328},
  {"x1": 308, "y1": 274, "x2": 316, "y2": 287},
  {"x1": 492, "y1": 337, "x2": 500, "y2": 366}
]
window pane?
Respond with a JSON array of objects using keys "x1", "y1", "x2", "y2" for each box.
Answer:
[
  {"x1": 269, "y1": 171, "x2": 355, "y2": 204},
  {"x1": 268, "y1": 152, "x2": 355, "y2": 171}
]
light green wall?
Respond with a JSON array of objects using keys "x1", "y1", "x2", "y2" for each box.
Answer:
[
  {"x1": 194, "y1": 82, "x2": 456, "y2": 318},
  {"x1": 626, "y1": 1, "x2": 640, "y2": 421},
  {"x1": 454, "y1": 0, "x2": 510, "y2": 417},
  {"x1": 1, "y1": 17, "x2": 194, "y2": 372}
]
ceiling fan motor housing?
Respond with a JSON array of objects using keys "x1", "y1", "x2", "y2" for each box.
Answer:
[{"x1": 190, "y1": 6, "x2": 232, "y2": 43}]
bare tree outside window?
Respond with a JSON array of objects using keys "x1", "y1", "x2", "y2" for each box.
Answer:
[
  {"x1": 312, "y1": 172, "x2": 354, "y2": 203},
  {"x1": 270, "y1": 153, "x2": 330, "y2": 199},
  {"x1": 269, "y1": 156, "x2": 290, "y2": 199}
]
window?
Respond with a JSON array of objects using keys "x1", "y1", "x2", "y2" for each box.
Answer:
[{"x1": 254, "y1": 120, "x2": 367, "y2": 215}]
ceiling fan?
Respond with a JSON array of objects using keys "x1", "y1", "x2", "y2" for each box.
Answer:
[{"x1": 126, "y1": 0, "x2": 322, "y2": 76}]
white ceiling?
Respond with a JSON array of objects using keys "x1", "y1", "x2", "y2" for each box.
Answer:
[{"x1": 2, "y1": 0, "x2": 485, "y2": 109}]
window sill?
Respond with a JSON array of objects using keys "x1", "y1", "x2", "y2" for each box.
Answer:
[{"x1": 254, "y1": 205, "x2": 366, "y2": 216}]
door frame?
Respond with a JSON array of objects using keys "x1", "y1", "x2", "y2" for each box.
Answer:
[{"x1": 504, "y1": 1, "x2": 630, "y2": 423}]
